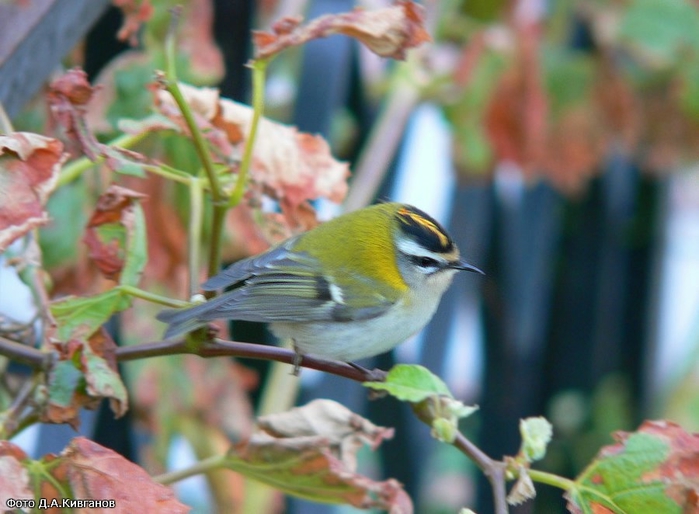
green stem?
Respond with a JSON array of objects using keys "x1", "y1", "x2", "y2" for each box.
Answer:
[
  {"x1": 527, "y1": 469, "x2": 576, "y2": 491},
  {"x1": 117, "y1": 285, "x2": 189, "y2": 308},
  {"x1": 188, "y1": 179, "x2": 204, "y2": 296},
  {"x1": 163, "y1": 23, "x2": 224, "y2": 204},
  {"x1": 228, "y1": 59, "x2": 268, "y2": 208},
  {"x1": 142, "y1": 163, "x2": 195, "y2": 185},
  {"x1": 58, "y1": 131, "x2": 150, "y2": 187},
  {"x1": 206, "y1": 204, "x2": 227, "y2": 288},
  {"x1": 155, "y1": 454, "x2": 226, "y2": 485}
]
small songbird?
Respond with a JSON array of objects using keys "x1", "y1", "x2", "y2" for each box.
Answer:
[{"x1": 157, "y1": 203, "x2": 483, "y2": 364}]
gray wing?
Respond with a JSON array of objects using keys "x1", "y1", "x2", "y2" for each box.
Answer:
[{"x1": 157, "y1": 239, "x2": 394, "y2": 338}]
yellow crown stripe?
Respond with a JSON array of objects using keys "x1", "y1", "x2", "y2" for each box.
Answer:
[{"x1": 397, "y1": 207, "x2": 449, "y2": 247}]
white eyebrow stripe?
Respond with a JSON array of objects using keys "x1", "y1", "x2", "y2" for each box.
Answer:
[{"x1": 396, "y1": 238, "x2": 447, "y2": 261}]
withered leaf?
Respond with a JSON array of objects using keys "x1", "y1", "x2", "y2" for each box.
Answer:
[
  {"x1": 253, "y1": 1, "x2": 431, "y2": 60},
  {"x1": 226, "y1": 399, "x2": 412, "y2": 513},
  {"x1": 0, "y1": 133, "x2": 65, "y2": 252},
  {"x1": 83, "y1": 184, "x2": 147, "y2": 284}
]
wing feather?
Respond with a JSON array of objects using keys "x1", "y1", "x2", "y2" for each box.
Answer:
[{"x1": 157, "y1": 239, "x2": 395, "y2": 338}]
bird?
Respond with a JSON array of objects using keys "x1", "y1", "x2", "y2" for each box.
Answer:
[{"x1": 157, "y1": 202, "x2": 483, "y2": 368}]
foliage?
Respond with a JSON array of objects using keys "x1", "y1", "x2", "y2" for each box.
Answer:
[{"x1": 1, "y1": 0, "x2": 699, "y2": 513}]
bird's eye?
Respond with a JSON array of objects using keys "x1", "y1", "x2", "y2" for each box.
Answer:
[{"x1": 412, "y1": 256, "x2": 440, "y2": 269}]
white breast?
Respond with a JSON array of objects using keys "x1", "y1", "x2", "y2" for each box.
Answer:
[{"x1": 270, "y1": 285, "x2": 448, "y2": 362}]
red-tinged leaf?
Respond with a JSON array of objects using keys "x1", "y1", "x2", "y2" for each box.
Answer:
[
  {"x1": 253, "y1": 0, "x2": 430, "y2": 60},
  {"x1": 179, "y1": 0, "x2": 224, "y2": 82},
  {"x1": 151, "y1": 83, "x2": 236, "y2": 161},
  {"x1": 48, "y1": 69, "x2": 100, "y2": 159},
  {"x1": 225, "y1": 399, "x2": 413, "y2": 513},
  {"x1": 82, "y1": 329, "x2": 128, "y2": 417},
  {"x1": 566, "y1": 420, "x2": 699, "y2": 514},
  {"x1": 156, "y1": 83, "x2": 349, "y2": 223},
  {"x1": 49, "y1": 68, "x2": 149, "y2": 176},
  {"x1": 43, "y1": 320, "x2": 130, "y2": 427},
  {"x1": 0, "y1": 132, "x2": 66, "y2": 252},
  {"x1": 540, "y1": 108, "x2": 604, "y2": 194},
  {"x1": 83, "y1": 184, "x2": 148, "y2": 285},
  {"x1": 485, "y1": 23, "x2": 548, "y2": 177},
  {"x1": 0, "y1": 442, "x2": 32, "y2": 506},
  {"x1": 61, "y1": 437, "x2": 189, "y2": 513},
  {"x1": 113, "y1": 0, "x2": 155, "y2": 46}
]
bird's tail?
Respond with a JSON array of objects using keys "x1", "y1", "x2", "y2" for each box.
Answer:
[{"x1": 156, "y1": 297, "x2": 229, "y2": 339}]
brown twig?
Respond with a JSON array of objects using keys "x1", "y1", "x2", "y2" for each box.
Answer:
[
  {"x1": 453, "y1": 431, "x2": 509, "y2": 514},
  {"x1": 115, "y1": 337, "x2": 387, "y2": 383},
  {"x1": 0, "y1": 336, "x2": 50, "y2": 369},
  {"x1": 0, "y1": 374, "x2": 39, "y2": 439}
]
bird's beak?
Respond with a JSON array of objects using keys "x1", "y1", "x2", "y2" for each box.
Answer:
[{"x1": 449, "y1": 258, "x2": 485, "y2": 275}]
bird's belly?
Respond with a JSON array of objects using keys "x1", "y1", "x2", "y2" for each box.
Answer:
[{"x1": 270, "y1": 296, "x2": 439, "y2": 362}]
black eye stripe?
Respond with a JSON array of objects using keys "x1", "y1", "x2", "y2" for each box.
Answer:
[{"x1": 408, "y1": 255, "x2": 441, "y2": 269}]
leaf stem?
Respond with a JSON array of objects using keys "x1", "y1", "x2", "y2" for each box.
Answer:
[
  {"x1": 155, "y1": 454, "x2": 226, "y2": 485},
  {"x1": 57, "y1": 131, "x2": 150, "y2": 187},
  {"x1": 228, "y1": 59, "x2": 268, "y2": 208},
  {"x1": 206, "y1": 205, "x2": 228, "y2": 290},
  {"x1": 526, "y1": 469, "x2": 576, "y2": 491},
  {"x1": 162, "y1": 8, "x2": 223, "y2": 204},
  {"x1": 117, "y1": 285, "x2": 189, "y2": 307},
  {"x1": 142, "y1": 163, "x2": 195, "y2": 185},
  {"x1": 188, "y1": 179, "x2": 204, "y2": 296}
]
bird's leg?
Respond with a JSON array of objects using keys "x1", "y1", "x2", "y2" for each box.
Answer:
[{"x1": 292, "y1": 340, "x2": 303, "y2": 376}]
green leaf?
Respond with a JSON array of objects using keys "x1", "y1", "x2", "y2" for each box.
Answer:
[
  {"x1": 82, "y1": 342, "x2": 128, "y2": 417},
  {"x1": 363, "y1": 364, "x2": 451, "y2": 402},
  {"x1": 618, "y1": 0, "x2": 699, "y2": 67},
  {"x1": 567, "y1": 421, "x2": 699, "y2": 513},
  {"x1": 39, "y1": 181, "x2": 89, "y2": 269},
  {"x1": 519, "y1": 417, "x2": 553, "y2": 463},
  {"x1": 48, "y1": 360, "x2": 83, "y2": 407},
  {"x1": 120, "y1": 201, "x2": 147, "y2": 287},
  {"x1": 679, "y1": 63, "x2": 699, "y2": 119},
  {"x1": 542, "y1": 46, "x2": 594, "y2": 114},
  {"x1": 50, "y1": 289, "x2": 131, "y2": 340}
]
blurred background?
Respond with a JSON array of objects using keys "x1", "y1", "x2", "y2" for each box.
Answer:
[{"x1": 3, "y1": 0, "x2": 699, "y2": 512}]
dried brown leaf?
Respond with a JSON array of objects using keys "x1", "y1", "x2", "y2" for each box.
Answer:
[
  {"x1": 254, "y1": 1, "x2": 431, "y2": 60},
  {"x1": 0, "y1": 442, "x2": 32, "y2": 505},
  {"x1": 227, "y1": 400, "x2": 412, "y2": 513},
  {"x1": 63, "y1": 437, "x2": 189, "y2": 513},
  {"x1": 485, "y1": 24, "x2": 547, "y2": 177},
  {"x1": 49, "y1": 68, "x2": 149, "y2": 173},
  {"x1": 113, "y1": 0, "x2": 155, "y2": 46},
  {"x1": 155, "y1": 83, "x2": 349, "y2": 222},
  {"x1": 0, "y1": 132, "x2": 65, "y2": 251},
  {"x1": 83, "y1": 184, "x2": 147, "y2": 281},
  {"x1": 42, "y1": 328, "x2": 129, "y2": 427}
]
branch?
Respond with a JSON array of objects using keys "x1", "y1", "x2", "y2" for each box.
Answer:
[
  {"x1": 115, "y1": 337, "x2": 387, "y2": 383},
  {"x1": 0, "y1": 336, "x2": 50, "y2": 369},
  {"x1": 453, "y1": 432, "x2": 509, "y2": 514}
]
